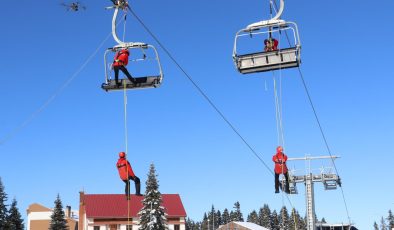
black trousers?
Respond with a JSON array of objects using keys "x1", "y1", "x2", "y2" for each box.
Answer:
[
  {"x1": 275, "y1": 172, "x2": 289, "y2": 192},
  {"x1": 114, "y1": 65, "x2": 135, "y2": 84},
  {"x1": 123, "y1": 176, "x2": 141, "y2": 196}
]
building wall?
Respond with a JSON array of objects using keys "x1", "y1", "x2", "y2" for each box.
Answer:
[
  {"x1": 85, "y1": 220, "x2": 186, "y2": 230},
  {"x1": 27, "y1": 204, "x2": 78, "y2": 230}
]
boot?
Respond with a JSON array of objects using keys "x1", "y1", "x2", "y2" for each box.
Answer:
[{"x1": 135, "y1": 180, "x2": 142, "y2": 196}]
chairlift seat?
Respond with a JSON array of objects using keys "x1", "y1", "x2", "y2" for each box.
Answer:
[
  {"x1": 101, "y1": 76, "x2": 162, "y2": 92},
  {"x1": 235, "y1": 47, "x2": 300, "y2": 74},
  {"x1": 322, "y1": 173, "x2": 340, "y2": 190},
  {"x1": 280, "y1": 175, "x2": 298, "y2": 195}
]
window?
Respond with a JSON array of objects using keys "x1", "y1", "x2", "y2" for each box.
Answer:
[
  {"x1": 126, "y1": 225, "x2": 133, "y2": 230},
  {"x1": 174, "y1": 224, "x2": 180, "y2": 230},
  {"x1": 93, "y1": 226, "x2": 100, "y2": 230}
]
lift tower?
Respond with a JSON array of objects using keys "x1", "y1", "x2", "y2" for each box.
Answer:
[{"x1": 283, "y1": 155, "x2": 341, "y2": 230}]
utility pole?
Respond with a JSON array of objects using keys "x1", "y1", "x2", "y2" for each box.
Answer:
[{"x1": 284, "y1": 155, "x2": 342, "y2": 230}]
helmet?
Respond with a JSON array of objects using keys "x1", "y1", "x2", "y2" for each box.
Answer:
[
  {"x1": 119, "y1": 152, "x2": 126, "y2": 158},
  {"x1": 276, "y1": 146, "x2": 283, "y2": 153}
]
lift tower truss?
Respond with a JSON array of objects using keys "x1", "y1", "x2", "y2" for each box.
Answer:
[{"x1": 282, "y1": 155, "x2": 341, "y2": 230}]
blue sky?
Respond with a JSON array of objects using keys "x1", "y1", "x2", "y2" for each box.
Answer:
[{"x1": 1, "y1": 0, "x2": 394, "y2": 229}]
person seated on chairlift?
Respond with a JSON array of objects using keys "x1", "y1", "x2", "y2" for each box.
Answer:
[
  {"x1": 112, "y1": 48, "x2": 137, "y2": 87},
  {"x1": 264, "y1": 37, "x2": 279, "y2": 52}
]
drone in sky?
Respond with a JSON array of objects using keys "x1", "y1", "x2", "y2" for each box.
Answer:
[{"x1": 61, "y1": 1, "x2": 86, "y2": 11}]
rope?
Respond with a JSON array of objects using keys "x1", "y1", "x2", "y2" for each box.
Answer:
[
  {"x1": 268, "y1": 4, "x2": 298, "y2": 227},
  {"x1": 0, "y1": 31, "x2": 113, "y2": 145},
  {"x1": 127, "y1": 6, "x2": 274, "y2": 174},
  {"x1": 119, "y1": 8, "x2": 132, "y2": 227},
  {"x1": 122, "y1": 81, "x2": 131, "y2": 227}
]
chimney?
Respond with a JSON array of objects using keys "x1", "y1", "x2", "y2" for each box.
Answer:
[
  {"x1": 79, "y1": 191, "x2": 85, "y2": 230},
  {"x1": 66, "y1": 205, "x2": 71, "y2": 218}
]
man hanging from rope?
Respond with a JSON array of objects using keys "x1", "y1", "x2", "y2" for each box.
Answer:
[
  {"x1": 273, "y1": 146, "x2": 290, "y2": 194},
  {"x1": 116, "y1": 152, "x2": 143, "y2": 199},
  {"x1": 112, "y1": 48, "x2": 137, "y2": 87}
]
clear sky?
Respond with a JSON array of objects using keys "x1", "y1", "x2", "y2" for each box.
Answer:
[{"x1": 1, "y1": 0, "x2": 393, "y2": 229}]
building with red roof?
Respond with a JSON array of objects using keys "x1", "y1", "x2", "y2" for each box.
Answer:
[{"x1": 79, "y1": 192, "x2": 187, "y2": 230}]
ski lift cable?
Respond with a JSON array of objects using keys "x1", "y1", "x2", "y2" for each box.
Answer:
[
  {"x1": 0, "y1": 29, "x2": 116, "y2": 145},
  {"x1": 270, "y1": 0, "x2": 352, "y2": 223},
  {"x1": 297, "y1": 67, "x2": 352, "y2": 224},
  {"x1": 126, "y1": 7, "x2": 274, "y2": 174}
]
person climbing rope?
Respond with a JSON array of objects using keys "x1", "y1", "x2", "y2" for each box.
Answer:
[
  {"x1": 112, "y1": 48, "x2": 137, "y2": 87},
  {"x1": 273, "y1": 146, "x2": 290, "y2": 194},
  {"x1": 116, "y1": 152, "x2": 143, "y2": 199},
  {"x1": 264, "y1": 37, "x2": 279, "y2": 52}
]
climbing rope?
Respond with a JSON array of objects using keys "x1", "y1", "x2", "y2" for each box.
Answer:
[
  {"x1": 122, "y1": 81, "x2": 132, "y2": 227},
  {"x1": 270, "y1": 1, "x2": 298, "y2": 228}
]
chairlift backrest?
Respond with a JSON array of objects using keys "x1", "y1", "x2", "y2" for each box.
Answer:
[
  {"x1": 233, "y1": 19, "x2": 301, "y2": 74},
  {"x1": 101, "y1": 43, "x2": 164, "y2": 92}
]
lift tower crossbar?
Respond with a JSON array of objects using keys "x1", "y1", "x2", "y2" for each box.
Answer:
[{"x1": 283, "y1": 155, "x2": 341, "y2": 230}]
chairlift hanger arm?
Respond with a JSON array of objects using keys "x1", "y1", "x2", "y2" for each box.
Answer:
[{"x1": 246, "y1": 0, "x2": 285, "y2": 30}]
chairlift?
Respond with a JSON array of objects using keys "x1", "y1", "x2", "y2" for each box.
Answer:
[
  {"x1": 101, "y1": 0, "x2": 163, "y2": 92},
  {"x1": 233, "y1": 0, "x2": 301, "y2": 74},
  {"x1": 101, "y1": 43, "x2": 163, "y2": 92}
]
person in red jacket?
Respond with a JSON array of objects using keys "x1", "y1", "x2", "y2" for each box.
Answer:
[
  {"x1": 113, "y1": 48, "x2": 136, "y2": 87},
  {"x1": 116, "y1": 152, "x2": 142, "y2": 199},
  {"x1": 264, "y1": 37, "x2": 279, "y2": 52},
  {"x1": 272, "y1": 146, "x2": 290, "y2": 194}
]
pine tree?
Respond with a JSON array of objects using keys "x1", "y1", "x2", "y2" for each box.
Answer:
[
  {"x1": 201, "y1": 213, "x2": 208, "y2": 230},
  {"x1": 387, "y1": 210, "x2": 394, "y2": 229},
  {"x1": 259, "y1": 204, "x2": 271, "y2": 228},
  {"x1": 216, "y1": 210, "x2": 222, "y2": 227},
  {"x1": 380, "y1": 216, "x2": 387, "y2": 230},
  {"x1": 186, "y1": 218, "x2": 200, "y2": 230},
  {"x1": 49, "y1": 194, "x2": 69, "y2": 230},
  {"x1": 6, "y1": 198, "x2": 24, "y2": 230},
  {"x1": 232, "y1": 201, "x2": 244, "y2": 221},
  {"x1": 138, "y1": 163, "x2": 168, "y2": 230},
  {"x1": 0, "y1": 177, "x2": 8, "y2": 229},
  {"x1": 186, "y1": 218, "x2": 193, "y2": 230},
  {"x1": 279, "y1": 206, "x2": 290, "y2": 230},
  {"x1": 208, "y1": 205, "x2": 216, "y2": 229},
  {"x1": 321, "y1": 217, "x2": 326, "y2": 223},
  {"x1": 222, "y1": 208, "x2": 230, "y2": 225},
  {"x1": 271, "y1": 210, "x2": 280, "y2": 230},
  {"x1": 373, "y1": 221, "x2": 379, "y2": 230},
  {"x1": 247, "y1": 210, "x2": 259, "y2": 224},
  {"x1": 229, "y1": 210, "x2": 235, "y2": 222},
  {"x1": 289, "y1": 208, "x2": 304, "y2": 230}
]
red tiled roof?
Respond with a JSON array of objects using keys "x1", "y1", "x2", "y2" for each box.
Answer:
[{"x1": 84, "y1": 194, "x2": 186, "y2": 218}]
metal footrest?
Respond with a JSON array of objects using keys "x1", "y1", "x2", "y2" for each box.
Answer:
[
  {"x1": 101, "y1": 76, "x2": 162, "y2": 92},
  {"x1": 236, "y1": 47, "x2": 300, "y2": 74}
]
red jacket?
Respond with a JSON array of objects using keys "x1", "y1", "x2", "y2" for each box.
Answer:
[
  {"x1": 272, "y1": 152, "x2": 288, "y2": 174},
  {"x1": 116, "y1": 158, "x2": 135, "y2": 180},
  {"x1": 113, "y1": 49, "x2": 129, "y2": 67},
  {"x1": 264, "y1": 38, "x2": 279, "y2": 52}
]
